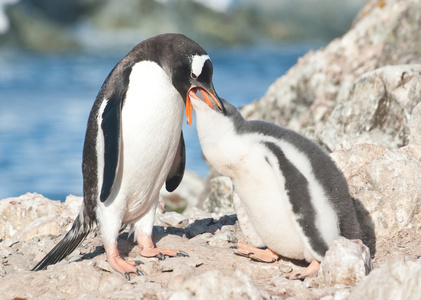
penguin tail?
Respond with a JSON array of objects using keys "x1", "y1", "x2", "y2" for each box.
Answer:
[{"x1": 32, "y1": 211, "x2": 96, "y2": 271}]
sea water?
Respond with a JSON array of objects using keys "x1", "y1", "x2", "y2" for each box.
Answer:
[{"x1": 0, "y1": 43, "x2": 316, "y2": 200}]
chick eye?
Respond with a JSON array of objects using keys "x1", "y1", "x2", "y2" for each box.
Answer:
[{"x1": 190, "y1": 72, "x2": 197, "y2": 79}]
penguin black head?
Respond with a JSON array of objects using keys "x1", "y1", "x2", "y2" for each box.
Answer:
[{"x1": 130, "y1": 33, "x2": 225, "y2": 125}]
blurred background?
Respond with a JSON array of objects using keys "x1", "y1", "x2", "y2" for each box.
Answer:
[{"x1": 0, "y1": 0, "x2": 365, "y2": 200}]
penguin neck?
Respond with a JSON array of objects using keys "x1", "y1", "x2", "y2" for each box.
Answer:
[
  {"x1": 194, "y1": 105, "x2": 245, "y2": 177},
  {"x1": 195, "y1": 107, "x2": 234, "y2": 148}
]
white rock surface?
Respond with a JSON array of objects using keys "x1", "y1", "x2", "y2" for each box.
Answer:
[
  {"x1": 0, "y1": 193, "x2": 82, "y2": 241},
  {"x1": 349, "y1": 259, "x2": 421, "y2": 300},
  {"x1": 170, "y1": 269, "x2": 263, "y2": 300},
  {"x1": 322, "y1": 65, "x2": 421, "y2": 150},
  {"x1": 331, "y1": 143, "x2": 421, "y2": 242},
  {"x1": 319, "y1": 237, "x2": 371, "y2": 286}
]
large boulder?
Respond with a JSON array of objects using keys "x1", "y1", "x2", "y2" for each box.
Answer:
[
  {"x1": 321, "y1": 65, "x2": 421, "y2": 150},
  {"x1": 0, "y1": 193, "x2": 82, "y2": 242},
  {"x1": 241, "y1": 0, "x2": 421, "y2": 143}
]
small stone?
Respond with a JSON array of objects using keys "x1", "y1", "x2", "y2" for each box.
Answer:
[
  {"x1": 207, "y1": 230, "x2": 238, "y2": 247},
  {"x1": 160, "y1": 257, "x2": 203, "y2": 272},
  {"x1": 203, "y1": 176, "x2": 235, "y2": 216},
  {"x1": 158, "y1": 212, "x2": 189, "y2": 227},
  {"x1": 96, "y1": 259, "x2": 114, "y2": 273},
  {"x1": 278, "y1": 264, "x2": 293, "y2": 273},
  {"x1": 319, "y1": 237, "x2": 371, "y2": 286}
]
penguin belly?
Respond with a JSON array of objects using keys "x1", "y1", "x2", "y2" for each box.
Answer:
[
  {"x1": 201, "y1": 134, "x2": 311, "y2": 261},
  {"x1": 232, "y1": 158, "x2": 311, "y2": 261},
  {"x1": 100, "y1": 61, "x2": 184, "y2": 225}
]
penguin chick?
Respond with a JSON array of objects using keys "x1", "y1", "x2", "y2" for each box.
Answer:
[
  {"x1": 189, "y1": 95, "x2": 360, "y2": 280},
  {"x1": 32, "y1": 33, "x2": 224, "y2": 280}
]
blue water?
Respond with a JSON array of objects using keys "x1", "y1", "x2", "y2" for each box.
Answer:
[{"x1": 0, "y1": 43, "x2": 317, "y2": 200}]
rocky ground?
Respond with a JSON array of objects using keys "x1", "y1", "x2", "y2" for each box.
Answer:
[{"x1": 1, "y1": 0, "x2": 421, "y2": 299}]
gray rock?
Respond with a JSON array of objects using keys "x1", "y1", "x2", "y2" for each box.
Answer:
[
  {"x1": 349, "y1": 259, "x2": 421, "y2": 300},
  {"x1": 319, "y1": 237, "x2": 371, "y2": 286},
  {"x1": 241, "y1": 0, "x2": 421, "y2": 142},
  {"x1": 331, "y1": 144, "x2": 421, "y2": 245},
  {"x1": 203, "y1": 176, "x2": 235, "y2": 216},
  {"x1": 321, "y1": 65, "x2": 421, "y2": 151},
  {"x1": 0, "y1": 193, "x2": 80, "y2": 241},
  {"x1": 170, "y1": 269, "x2": 263, "y2": 300},
  {"x1": 207, "y1": 228, "x2": 238, "y2": 247},
  {"x1": 157, "y1": 211, "x2": 189, "y2": 228},
  {"x1": 409, "y1": 102, "x2": 421, "y2": 144}
]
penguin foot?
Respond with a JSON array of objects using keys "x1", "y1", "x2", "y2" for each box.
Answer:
[
  {"x1": 137, "y1": 231, "x2": 188, "y2": 260},
  {"x1": 105, "y1": 244, "x2": 143, "y2": 280},
  {"x1": 287, "y1": 260, "x2": 320, "y2": 280},
  {"x1": 140, "y1": 248, "x2": 189, "y2": 259},
  {"x1": 234, "y1": 242, "x2": 279, "y2": 263}
]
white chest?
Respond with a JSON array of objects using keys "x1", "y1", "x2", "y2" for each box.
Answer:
[{"x1": 119, "y1": 61, "x2": 184, "y2": 212}]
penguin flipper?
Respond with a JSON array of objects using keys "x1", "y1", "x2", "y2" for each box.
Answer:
[
  {"x1": 165, "y1": 131, "x2": 186, "y2": 192},
  {"x1": 100, "y1": 97, "x2": 122, "y2": 202}
]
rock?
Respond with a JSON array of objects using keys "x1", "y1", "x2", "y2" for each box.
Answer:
[
  {"x1": 349, "y1": 259, "x2": 421, "y2": 300},
  {"x1": 319, "y1": 237, "x2": 371, "y2": 286},
  {"x1": 170, "y1": 269, "x2": 263, "y2": 300},
  {"x1": 331, "y1": 144, "x2": 421, "y2": 245},
  {"x1": 182, "y1": 206, "x2": 213, "y2": 222},
  {"x1": 0, "y1": 193, "x2": 80, "y2": 241},
  {"x1": 157, "y1": 211, "x2": 189, "y2": 228},
  {"x1": 207, "y1": 228, "x2": 238, "y2": 248},
  {"x1": 63, "y1": 194, "x2": 84, "y2": 217},
  {"x1": 160, "y1": 170, "x2": 205, "y2": 212},
  {"x1": 203, "y1": 176, "x2": 235, "y2": 216},
  {"x1": 11, "y1": 215, "x2": 73, "y2": 242},
  {"x1": 241, "y1": 0, "x2": 421, "y2": 141},
  {"x1": 321, "y1": 65, "x2": 421, "y2": 150},
  {"x1": 409, "y1": 102, "x2": 421, "y2": 144}
]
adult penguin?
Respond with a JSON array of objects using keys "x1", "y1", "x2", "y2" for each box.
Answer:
[
  {"x1": 32, "y1": 33, "x2": 224, "y2": 280},
  {"x1": 188, "y1": 95, "x2": 360, "y2": 280}
]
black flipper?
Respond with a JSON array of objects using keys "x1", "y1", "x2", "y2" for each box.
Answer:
[
  {"x1": 99, "y1": 96, "x2": 122, "y2": 202},
  {"x1": 165, "y1": 131, "x2": 186, "y2": 192},
  {"x1": 32, "y1": 210, "x2": 95, "y2": 271}
]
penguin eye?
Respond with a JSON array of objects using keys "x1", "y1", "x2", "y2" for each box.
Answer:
[{"x1": 190, "y1": 72, "x2": 197, "y2": 79}]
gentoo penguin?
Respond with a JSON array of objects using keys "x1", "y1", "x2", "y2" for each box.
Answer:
[
  {"x1": 188, "y1": 95, "x2": 360, "y2": 279},
  {"x1": 32, "y1": 33, "x2": 224, "y2": 279}
]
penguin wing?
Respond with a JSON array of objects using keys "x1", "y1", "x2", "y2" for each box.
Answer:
[
  {"x1": 100, "y1": 97, "x2": 122, "y2": 202},
  {"x1": 165, "y1": 131, "x2": 186, "y2": 192}
]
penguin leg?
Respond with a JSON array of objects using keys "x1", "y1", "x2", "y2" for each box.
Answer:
[
  {"x1": 98, "y1": 199, "x2": 143, "y2": 279},
  {"x1": 135, "y1": 198, "x2": 188, "y2": 259},
  {"x1": 234, "y1": 242, "x2": 279, "y2": 263},
  {"x1": 288, "y1": 260, "x2": 320, "y2": 280}
]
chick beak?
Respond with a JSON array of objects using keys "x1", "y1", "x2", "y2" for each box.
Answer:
[{"x1": 186, "y1": 86, "x2": 223, "y2": 126}]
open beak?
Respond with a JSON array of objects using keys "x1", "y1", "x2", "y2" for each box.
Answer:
[{"x1": 186, "y1": 86, "x2": 223, "y2": 126}]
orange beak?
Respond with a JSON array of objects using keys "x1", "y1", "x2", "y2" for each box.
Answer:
[{"x1": 186, "y1": 86, "x2": 223, "y2": 126}]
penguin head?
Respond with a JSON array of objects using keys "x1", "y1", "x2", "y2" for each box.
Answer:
[
  {"x1": 147, "y1": 33, "x2": 225, "y2": 125},
  {"x1": 184, "y1": 56, "x2": 225, "y2": 126}
]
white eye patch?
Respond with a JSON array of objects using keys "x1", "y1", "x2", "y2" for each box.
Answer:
[{"x1": 191, "y1": 54, "x2": 210, "y2": 78}]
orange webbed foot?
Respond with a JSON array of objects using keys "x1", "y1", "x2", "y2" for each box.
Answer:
[
  {"x1": 234, "y1": 242, "x2": 279, "y2": 263},
  {"x1": 104, "y1": 243, "x2": 144, "y2": 280},
  {"x1": 288, "y1": 260, "x2": 320, "y2": 280},
  {"x1": 137, "y1": 231, "x2": 189, "y2": 260}
]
